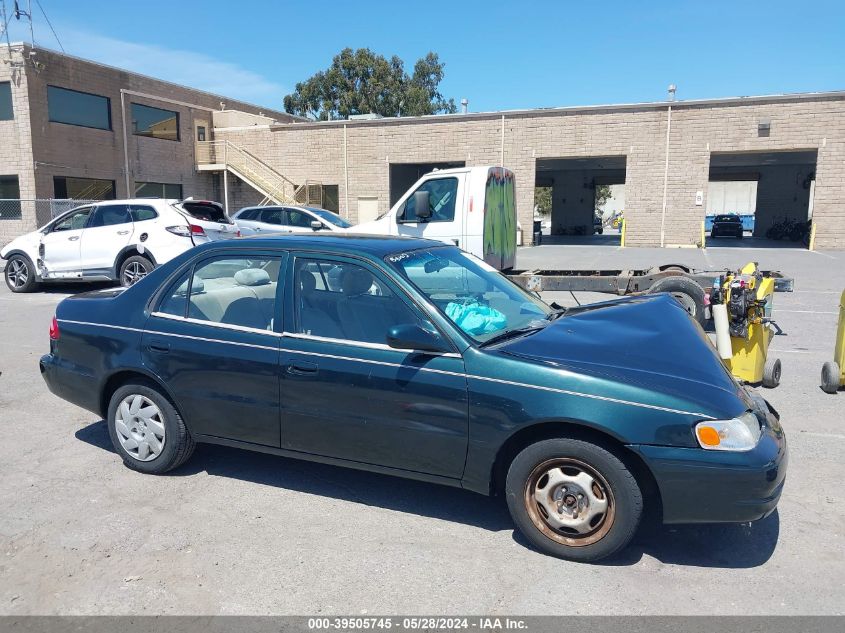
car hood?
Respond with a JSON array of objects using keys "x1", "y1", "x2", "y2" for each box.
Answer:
[{"x1": 500, "y1": 294, "x2": 750, "y2": 417}]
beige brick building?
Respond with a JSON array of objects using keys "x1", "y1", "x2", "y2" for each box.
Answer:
[
  {"x1": 3, "y1": 43, "x2": 843, "y2": 249},
  {"x1": 217, "y1": 92, "x2": 845, "y2": 249},
  {"x1": 0, "y1": 44, "x2": 296, "y2": 245}
]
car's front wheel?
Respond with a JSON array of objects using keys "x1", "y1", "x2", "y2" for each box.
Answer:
[
  {"x1": 119, "y1": 255, "x2": 154, "y2": 287},
  {"x1": 506, "y1": 438, "x2": 643, "y2": 562},
  {"x1": 4, "y1": 254, "x2": 39, "y2": 293},
  {"x1": 107, "y1": 382, "x2": 195, "y2": 474}
]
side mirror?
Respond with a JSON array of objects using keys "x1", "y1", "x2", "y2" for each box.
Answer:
[
  {"x1": 387, "y1": 323, "x2": 450, "y2": 354},
  {"x1": 310, "y1": 220, "x2": 324, "y2": 231},
  {"x1": 413, "y1": 190, "x2": 431, "y2": 220}
]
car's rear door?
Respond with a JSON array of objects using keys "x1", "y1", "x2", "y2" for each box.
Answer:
[
  {"x1": 80, "y1": 203, "x2": 134, "y2": 276},
  {"x1": 142, "y1": 251, "x2": 286, "y2": 447},
  {"x1": 279, "y1": 253, "x2": 469, "y2": 478}
]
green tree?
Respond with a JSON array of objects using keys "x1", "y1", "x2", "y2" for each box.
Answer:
[
  {"x1": 534, "y1": 186, "x2": 552, "y2": 216},
  {"x1": 284, "y1": 48, "x2": 457, "y2": 120},
  {"x1": 594, "y1": 184, "x2": 612, "y2": 211}
]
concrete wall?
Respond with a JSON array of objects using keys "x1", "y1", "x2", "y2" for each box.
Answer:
[
  {"x1": 218, "y1": 93, "x2": 845, "y2": 248},
  {"x1": 0, "y1": 59, "x2": 36, "y2": 244}
]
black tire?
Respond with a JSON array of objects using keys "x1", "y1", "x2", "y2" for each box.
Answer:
[
  {"x1": 4, "y1": 254, "x2": 39, "y2": 293},
  {"x1": 649, "y1": 276, "x2": 707, "y2": 327},
  {"x1": 119, "y1": 255, "x2": 154, "y2": 287},
  {"x1": 821, "y1": 361, "x2": 841, "y2": 394},
  {"x1": 107, "y1": 381, "x2": 195, "y2": 474},
  {"x1": 762, "y1": 357, "x2": 782, "y2": 389},
  {"x1": 506, "y1": 438, "x2": 643, "y2": 562},
  {"x1": 737, "y1": 231, "x2": 744, "y2": 239},
  {"x1": 710, "y1": 230, "x2": 717, "y2": 239}
]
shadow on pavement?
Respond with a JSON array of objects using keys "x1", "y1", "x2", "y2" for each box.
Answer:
[{"x1": 76, "y1": 418, "x2": 780, "y2": 566}]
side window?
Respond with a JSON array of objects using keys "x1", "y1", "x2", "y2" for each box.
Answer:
[
  {"x1": 52, "y1": 207, "x2": 92, "y2": 232},
  {"x1": 400, "y1": 178, "x2": 458, "y2": 223},
  {"x1": 294, "y1": 258, "x2": 426, "y2": 344},
  {"x1": 287, "y1": 209, "x2": 313, "y2": 228},
  {"x1": 260, "y1": 208, "x2": 284, "y2": 225},
  {"x1": 88, "y1": 204, "x2": 131, "y2": 228},
  {"x1": 187, "y1": 256, "x2": 281, "y2": 331},
  {"x1": 129, "y1": 204, "x2": 158, "y2": 222},
  {"x1": 158, "y1": 270, "x2": 191, "y2": 317}
]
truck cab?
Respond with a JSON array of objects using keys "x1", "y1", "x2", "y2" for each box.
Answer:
[{"x1": 354, "y1": 166, "x2": 517, "y2": 270}]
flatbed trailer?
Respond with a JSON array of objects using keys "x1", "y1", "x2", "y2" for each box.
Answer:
[{"x1": 505, "y1": 264, "x2": 794, "y2": 326}]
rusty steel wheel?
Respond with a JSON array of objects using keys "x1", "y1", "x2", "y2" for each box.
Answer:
[
  {"x1": 524, "y1": 458, "x2": 615, "y2": 547},
  {"x1": 506, "y1": 438, "x2": 643, "y2": 562}
]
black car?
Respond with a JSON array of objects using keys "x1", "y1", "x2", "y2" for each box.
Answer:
[
  {"x1": 711, "y1": 214, "x2": 744, "y2": 238},
  {"x1": 39, "y1": 234, "x2": 786, "y2": 562}
]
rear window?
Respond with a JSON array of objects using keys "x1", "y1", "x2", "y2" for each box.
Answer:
[{"x1": 177, "y1": 202, "x2": 231, "y2": 223}]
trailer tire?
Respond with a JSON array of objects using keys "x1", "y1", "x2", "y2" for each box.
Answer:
[
  {"x1": 649, "y1": 276, "x2": 707, "y2": 327},
  {"x1": 821, "y1": 361, "x2": 840, "y2": 394}
]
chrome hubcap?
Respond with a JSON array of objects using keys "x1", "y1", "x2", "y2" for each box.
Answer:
[
  {"x1": 123, "y1": 262, "x2": 147, "y2": 286},
  {"x1": 7, "y1": 259, "x2": 28, "y2": 288},
  {"x1": 114, "y1": 394, "x2": 165, "y2": 461}
]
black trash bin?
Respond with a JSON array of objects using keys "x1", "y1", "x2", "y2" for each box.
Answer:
[{"x1": 533, "y1": 220, "x2": 542, "y2": 246}]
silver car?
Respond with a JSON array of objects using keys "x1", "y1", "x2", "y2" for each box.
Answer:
[{"x1": 232, "y1": 205, "x2": 352, "y2": 236}]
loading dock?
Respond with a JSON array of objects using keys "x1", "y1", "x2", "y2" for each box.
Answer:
[
  {"x1": 534, "y1": 156, "x2": 626, "y2": 245},
  {"x1": 708, "y1": 150, "x2": 817, "y2": 247}
]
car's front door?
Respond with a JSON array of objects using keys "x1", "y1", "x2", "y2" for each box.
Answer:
[
  {"x1": 80, "y1": 203, "x2": 134, "y2": 275},
  {"x1": 279, "y1": 254, "x2": 469, "y2": 478},
  {"x1": 40, "y1": 206, "x2": 93, "y2": 276},
  {"x1": 256, "y1": 207, "x2": 288, "y2": 234},
  {"x1": 142, "y1": 252, "x2": 286, "y2": 447},
  {"x1": 284, "y1": 208, "x2": 317, "y2": 234}
]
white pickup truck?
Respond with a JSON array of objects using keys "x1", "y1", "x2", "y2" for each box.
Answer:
[{"x1": 355, "y1": 166, "x2": 517, "y2": 271}]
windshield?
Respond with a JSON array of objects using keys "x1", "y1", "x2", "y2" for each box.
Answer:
[
  {"x1": 307, "y1": 207, "x2": 352, "y2": 228},
  {"x1": 386, "y1": 247, "x2": 552, "y2": 343}
]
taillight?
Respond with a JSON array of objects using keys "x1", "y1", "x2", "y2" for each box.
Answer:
[
  {"x1": 190, "y1": 224, "x2": 206, "y2": 236},
  {"x1": 49, "y1": 316, "x2": 60, "y2": 341}
]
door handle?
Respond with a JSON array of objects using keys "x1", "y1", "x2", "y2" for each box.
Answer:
[
  {"x1": 68, "y1": 236, "x2": 79, "y2": 241},
  {"x1": 148, "y1": 340, "x2": 170, "y2": 354},
  {"x1": 117, "y1": 230, "x2": 130, "y2": 235},
  {"x1": 286, "y1": 361, "x2": 318, "y2": 376}
]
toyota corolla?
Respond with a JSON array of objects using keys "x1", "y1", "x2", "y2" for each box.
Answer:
[{"x1": 40, "y1": 234, "x2": 787, "y2": 562}]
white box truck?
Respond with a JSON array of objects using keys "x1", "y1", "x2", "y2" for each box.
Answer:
[{"x1": 354, "y1": 166, "x2": 517, "y2": 270}]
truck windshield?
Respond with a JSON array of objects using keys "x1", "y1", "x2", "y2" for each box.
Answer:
[{"x1": 386, "y1": 247, "x2": 552, "y2": 343}]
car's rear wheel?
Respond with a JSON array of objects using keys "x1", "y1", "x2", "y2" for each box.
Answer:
[
  {"x1": 107, "y1": 382, "x2": 195, "y2": 474},
  {"x1": 119, "y1": 256, "x2": 153, "y2": 287},
  {"x1": 4, "y1": 254, "x2": 39, "y2": 293},
  {"x1": 506, "y1": 438, "x2": 643, "y2": 562}
]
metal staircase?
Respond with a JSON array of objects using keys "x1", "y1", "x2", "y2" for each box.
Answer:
[{"x1": 195, "y1": 140, "x2": 322, "y2": 207}]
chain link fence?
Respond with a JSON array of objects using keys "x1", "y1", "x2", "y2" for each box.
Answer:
[{"x1": 0, "y1": 199, "x2": 101, "y2": 225}]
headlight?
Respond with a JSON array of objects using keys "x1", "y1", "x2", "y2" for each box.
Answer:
[{"x1": 695, "y1": 412, "x2": 761, "y2": 451}]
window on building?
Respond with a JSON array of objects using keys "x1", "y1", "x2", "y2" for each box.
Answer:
[
  {"x1": 197, "y1": 126, "x2": 206, "y2": 141},
  {"x1": 135, "y1": 181, "x2": 183, "y2": 199},
  {"x1": 132, "y1": 103, "x2": 180, "y2": 141},
  {"x1": 0, "y1": 175, "x2": 21, "y2": 220},
  {"x1": 54, "y1": 176, "x2": 116, "y2": 200},
  {"x1": 322, "y1": 185, "x2": 339, "y2": 213},
  {"x1": 0, "y1": 82, "x2": 13, "y2": 120},
  {"x1": 47, "y1": 86, "x2": 111, "y2": 130}
]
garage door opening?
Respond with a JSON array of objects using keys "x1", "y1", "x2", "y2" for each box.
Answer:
[
  {"x1": 535, "y1": 156, "x2": 626, "y2": 245},
  {"x1": 708, "y1": 150, "x2": 817, "y2": 248},
  {"x1": 389, "y1": 162, "x2": 465, "y2": 207}
]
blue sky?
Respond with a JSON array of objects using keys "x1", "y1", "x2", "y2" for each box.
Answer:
[{"x1": 4, "y1": 0, "x2": 844, "y2": 113}]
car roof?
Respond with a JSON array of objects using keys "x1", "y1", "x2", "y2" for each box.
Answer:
[{"x1": 192, "y1": 232, "x2": 446, "y2": 257}]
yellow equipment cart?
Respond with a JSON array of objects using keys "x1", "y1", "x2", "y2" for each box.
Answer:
[
  {"x1": 710, "y1": 262, "x2": 782, "y2": 388},
  {"x1": 821, "y1": 290, "x2": 845, "y2": 394}
]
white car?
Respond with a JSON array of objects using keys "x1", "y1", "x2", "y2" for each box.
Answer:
[
  {"x1": 1, "y1": 198, "x2": 238, "y2": 293},
  {"x1": 232, "y1": 205, "x2": 352, "y2": 236}
]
